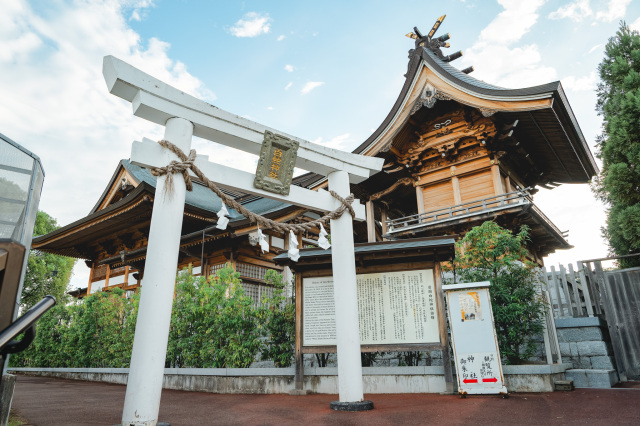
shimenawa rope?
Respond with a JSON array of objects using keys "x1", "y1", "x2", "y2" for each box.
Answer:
[{"x1": 150, "y1": 140, "x2": 356, "y2": 234}]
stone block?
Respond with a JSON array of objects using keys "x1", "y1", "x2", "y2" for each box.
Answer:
[
  {"x1": 565, "y1": 369, "x2": 618, "y2": 388},
  {"x1": 555, "y1": 317, "x2": 605, "y2": 328},
  {"x1": 585, "y1": 369, "x2": 618, "y2": 388},
  {"x1": 570, "y1": 342, "x2": 579, "y2": 357},
  {"x1": 557, "y1": 327, "x2": 604, "y2": 343},
  {"x1": 577, "y1": 341, "x2": 609, "y2": 357},
  {"x1": 565, "y1": 370, "x2": 588, "y2": 388},
  {"x1": 590, "y1": 356, "x2": 615, "y2": 370},
  {"x1": 577, "y1": 357, "x2": 592, "y2": 369},
  {"x1": 559, "y1": 342, "x2": 571, "y2": 357}
]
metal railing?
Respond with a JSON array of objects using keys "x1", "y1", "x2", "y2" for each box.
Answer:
[{"x1": 386, "y1": 189, "x2": 531, "y2": 234}]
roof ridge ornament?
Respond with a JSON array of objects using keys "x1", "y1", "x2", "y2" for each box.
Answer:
[{"x1": 406, "y1": 15, "x2": 471, "y2": 71}]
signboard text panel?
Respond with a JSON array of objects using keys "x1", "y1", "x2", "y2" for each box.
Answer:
[{"x1": 303, "y1": 270, "x2": 439, "y2": 346}]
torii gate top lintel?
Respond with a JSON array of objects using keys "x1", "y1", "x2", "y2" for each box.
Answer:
[{"x1": 102, "y1": 55, "x2": 383, "y2": 184}]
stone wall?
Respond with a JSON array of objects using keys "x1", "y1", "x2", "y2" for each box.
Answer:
[
  {"x1": 555, "y1": 317, "x2": 619, "y2": 388},
  {"x1": 556, "y1": 317, "x2": 615, "y2": 370}
]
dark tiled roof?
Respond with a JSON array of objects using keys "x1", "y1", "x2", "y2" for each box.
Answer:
[
  {"x1": 420, "y1": 48, "x2": 561, "y2": 96},
  {"x1": 273, "y1": 237, "x2": 455, "y2": 262}
]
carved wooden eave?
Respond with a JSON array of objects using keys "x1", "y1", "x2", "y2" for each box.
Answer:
[{"x1": 354, "y1": 47, "x2": 598, "y2": 187}]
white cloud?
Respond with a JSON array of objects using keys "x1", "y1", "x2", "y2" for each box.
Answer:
[
  {"x1": 630, "y1": 16, "x2": 640, "y2": 32},
  {"x1": 588, "y1": 43, "x2": 604, "y2": 54},
  {"x1": 460, "y1": 0, "x2": 557, "y2": 88},
  {"x1": 562, "y1": 71, "x2": 597, "y2": 91},
  {"x1": 596, "y1": 0, "x2": 631, "y2": 22},
  {"x1": 284, "y1": 64, "x2": 294, "y2": 72},
  {"x1": 284, "y1": 82, "x2": 293, "y2": 90},
  {"x1": 267, "y1": 106, "x2": 274, "y2": 110},
  {"x1": 311, "y1": 133, "x2": 352, "y2": 150},
  {"x1": 301, "y1": 81, "x2": 324, "y2": 94},
  {"x1": 0, "y1": 0, "x2": 213, "y2": 290},
  {"x1": 129, "y1": 0, "x2": 154, "y2": 22},
  {"x1": 548, "y1": 0, "x2": 593, "y2": 22},
  {"x1": 277, "y1": 35, "x2": 285, "y2": 41},
  {"x1": 229, "y1": 12, "x2": 271, "y2": 37},
  {"x1": 475, "y1": 0, "x2": 547, "y2": 46}
]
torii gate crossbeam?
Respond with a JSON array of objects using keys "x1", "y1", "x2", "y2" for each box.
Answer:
[{"x1": 103, "y1": 56, "x2": 383, "y2": 425}]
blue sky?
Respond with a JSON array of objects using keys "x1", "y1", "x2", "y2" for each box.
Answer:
[{"x1": 1, "y1": 0, "x2": 639, "y2": 288}]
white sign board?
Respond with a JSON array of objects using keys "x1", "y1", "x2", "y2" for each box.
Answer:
[
  {"x1": 303, "y1": 270, "x2": 439, "y2": 346},
  {"x1": 443, "y1": 282, "x2": 507, "y2": 395}
]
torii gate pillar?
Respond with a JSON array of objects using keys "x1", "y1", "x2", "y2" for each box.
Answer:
[
  {"x1": 121, "y1": 117, "x2": 193, "y2": 426},
  {"x1": 327, "y1": 170, "x2": 367, "y2": 407}
]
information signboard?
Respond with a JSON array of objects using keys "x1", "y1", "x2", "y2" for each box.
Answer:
[
  {"x1": 303, "y1": 270, "x2": 440, "y2": 347},
  {"x1": 443, "y1": 282, "x2": 507, "y2": 396}
]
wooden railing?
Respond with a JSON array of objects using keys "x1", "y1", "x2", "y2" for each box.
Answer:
[{"x1": 386, "y1": 189, "x2": 531, "y2": 234}]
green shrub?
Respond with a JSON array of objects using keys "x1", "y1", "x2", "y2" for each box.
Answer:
[
  {"x1": 258, "y1": 270, "x2": 295, "y2": 367},
  {"x1": 166, "y1": 265, "x2": 262, "y2": 368},
  {"x1": 445, "y1": 221, "x2": 545, "y2": 364}
]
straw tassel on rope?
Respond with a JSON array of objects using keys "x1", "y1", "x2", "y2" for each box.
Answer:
[{"x1": 150, "y1": 140, "x2": 356, "y2": 234}]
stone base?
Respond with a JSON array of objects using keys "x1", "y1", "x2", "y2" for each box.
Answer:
[
  {"x1": 330, "y1": 400, "x2": 374, "y2": 411},
  {"x1": 565, "y1": 369, "x2": 618, "y2": 388},
  {"x1": 554, "y1": 380, "x2": 574, "y2": 391},
  {"x1": 288, "y1": 389, "x2": 310, "y2": 396}
]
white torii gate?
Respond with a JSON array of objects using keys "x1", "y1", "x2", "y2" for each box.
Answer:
[{"x1": 103, "y1": 56, "x2": 383, "y2": 425}]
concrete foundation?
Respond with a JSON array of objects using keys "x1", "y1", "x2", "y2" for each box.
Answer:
[{"x1": 10, "y1": 364, "x2": 573, "y2": 394}]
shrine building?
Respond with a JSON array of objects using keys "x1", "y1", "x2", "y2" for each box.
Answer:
[
  {"x1": 353, "y1": 25, "x2": 598, "y2": 265},
  {"x1": 32, "y1": 20, "x2": 598, "y2": 298}
]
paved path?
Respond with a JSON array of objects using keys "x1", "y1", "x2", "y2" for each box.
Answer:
[{"x1": 11, "y1": 375, "x2": 640, "y2": 425}]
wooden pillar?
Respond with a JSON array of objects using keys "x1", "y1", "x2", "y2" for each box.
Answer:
[
  {"x1": 86, "y1": 265, "x2": 94, "y2": 295},
  {"x1": 230, "y1": 249, "x2": 237, "y2": 271},
  {"x1": 294, "y1": 273, "x2": 304, "y2": 390},
  {"x1": 365, "y1": 200, "x2": 376, "y2": 243},
  {"x1": 451, "y1": 166, "x2": 462, "y2": 206},
  {"x1": 104, "y1": 265, "x2": 111, "y2": 288},
  {"x1": 491, "y1": 164, "x2": 504, "y2": 196},
  {"x1": 504, "y1": 175, "x2": 513, "y2": 193},
  {"x1": 124, "y1": 266, "x2": 130, "y2": 287},
  {"x1": 415, "y1": 185, "x2": 425, "y2": 214},
  {"x1": 380, "y1": 208, "x2": 389, "y2": 241}
]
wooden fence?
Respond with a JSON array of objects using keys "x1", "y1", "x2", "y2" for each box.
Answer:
[
  {"x1": 541, "y1": 262, "x2": 600, "y2": 319},
  {"x1": 543, "y1": 256, "x2": 640, "y2": 381}
]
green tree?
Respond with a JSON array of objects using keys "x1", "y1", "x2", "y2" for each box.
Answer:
[
  {"x1": 11, "y1": 289, "x2": 139, "y2": 368},
  {"x1": 259, "y1": 270, "x2": 295, "y2": 367},
  {"x1": 21, "y1": 211, "x2": 76, "y2": 308},
  {"x1": 593, "y1": 22, "x2": 640, "y2": 268},
  {"x1": 445, "y1": 221, "x2": 545, "y2": 364},
  {"x1": 166, "y1": 265, "x2": 262, "y2": 368}
]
